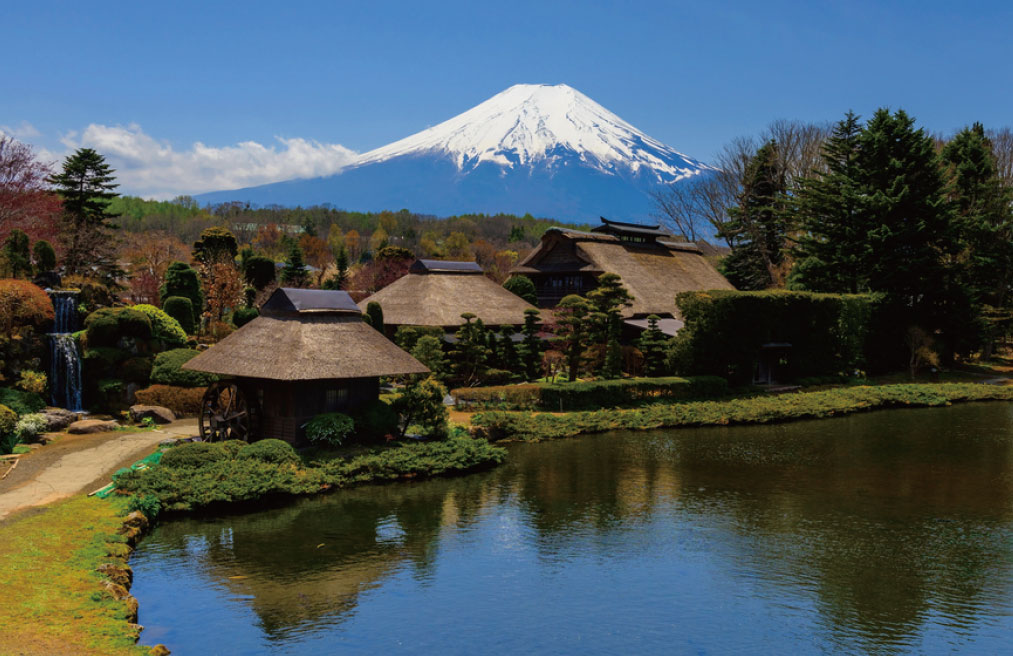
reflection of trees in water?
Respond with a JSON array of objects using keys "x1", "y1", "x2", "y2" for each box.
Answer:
[{"x1": 146, "y1": 404, "x2": 1013, "y2": 646}]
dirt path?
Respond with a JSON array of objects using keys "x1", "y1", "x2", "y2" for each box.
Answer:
[{"x1": 0, "y1": 419, "x2": 197, "y2": 522}]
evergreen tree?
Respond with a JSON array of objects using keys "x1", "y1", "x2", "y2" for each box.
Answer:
[
  {"x1": 334, "y1": 245, "x2": 349, "y2": 289},
  {"x1": 410, "y1": 335, "x2": 449, "y2": 380},
  {"x1": 242, "y1": 254, "x2": 276, "y2": 290},
  {"x1": 520, "y1": 308, "x2": 543, "y2": 381},
  {"x1": 281, "y1": 241, "x2": 308, "y2": 287},
  {"x1": 722, "y1": 141, "x2": 789, "y2": 290},
  {"x1": 32, "y1": 240, "x2": 56, "y2": 274},
  {"x1": 49, "y1": 148, "x2": 122, "y2": 280},
  {"x1": 498, "y1": 324, "x2": 521, "y2": 375},
  {"x1": 791, "y1": 112, "x2": 870, "y2": 293},
  {"x1": 365, "y1": 301, "x2": 384, "y2": 334},
  {"x1": 587, "y1": 273, "x2": 633, "y2": 376},
  {"x1": 601, "y1": 314, "x2": 623, "y2": 379},
  {"x1": 637, "y1": 315, "x2": 669, "y2": 377},
  {"x1": 1, "y1": 229, "x2": 32, "y2": 278},
  {"x1": 552, "y1": 295, "x2": 592, "y2": 382},
  {"x1": 503, "y1": 275, "x2": 538, "y2": 305},
  {"x1": 450, "y1": 313, "x2": 489, "y2": 385}
]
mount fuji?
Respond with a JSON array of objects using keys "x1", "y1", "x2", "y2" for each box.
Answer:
[{"x1": 195, "y1": 84, "x2": 715, "y2": 221}]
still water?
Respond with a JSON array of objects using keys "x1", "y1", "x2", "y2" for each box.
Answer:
[{"x1": 131, "y1": 403, "x2": 1013, "y2": 655}]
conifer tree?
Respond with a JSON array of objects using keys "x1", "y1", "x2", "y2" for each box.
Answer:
[
  {"x1": 637, "y1": 315, "x2": 669, "y2": 377},
  {"x1": 365, "y1": 301, "x2": 384, "y2": 334},
  {"x1": 281, "y1": 241, "x2": 308, "y2": 287},
  {"x1": 160, "y1": 261, "x2": 204, "y2": 316},
  {"x1": 552, "y1": 295, "x2": 592, "y2": 382},
  {"x1": 587, "y1": 273, "x2": 632, "y2": 377},
  {"x1": 498, "y1": 324, "x2": 521, "y2": 375},
  {"x1": 49, "y1": 148, "x2": 122, "y2": 280},
  {"x1": 1, "y1": 229, "x2": 32, "y2": 278},
  {"x1": 450, "y1": 313, "x2": 489, "y2": 385},
  {"x1": 722, "y1": 141, "x2": 789, "y2": 290},
  {"x1": 519, "y1": 308, "x2": 543, "y2": 381},
  {"x1": 791, "y1": 112, "x2": 869, "y2": 293}
]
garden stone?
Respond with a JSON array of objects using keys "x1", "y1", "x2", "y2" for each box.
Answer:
[
  {"x1": 129, "y1": 405, "x2": 176, "y2": 425},
  {"x1": 67, "y1": 419, "x2": 119, "y2": 434},
  {"x1": 42, "y1": 407, "x2": 78, "y2": 431}
]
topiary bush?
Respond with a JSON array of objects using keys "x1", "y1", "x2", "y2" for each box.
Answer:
[
  {"x1": 305, "y1": 412, "x2": 355, "y2": 447},
  {"x1": 162, "y1": 296, "x2": 195, "y2": 334},
  {"x1": 231, "y1": 307, "x2": 259, "y2": 328},
  {"x1": 121, "y1": 357, "x2": 154, "y2": 383},
  {"x1": 132, "y1": 304, "x2": 187, "y2": 347},
  {"x1": 0, "y1": 388, "x2": 45, "y2": 416},
  {"x1": 160, "y1": 441, "x2": 232, "y2": 469},
  {"x1": 134, "y1": 385, "x2": 206, "y2": 416},
  {"x1": 84, "y1": 307, "x2": 152, "y2": 347},
  {"x1": 237, "y1": 439, "x2": 300, "y2": 466},
  {"x1": 160, "y1": 262, "x2": 204, "y2": 317},
  {"x1": 503, "y1": 275, "x2": 537, "y2": 305},
  {"x1": 150, "y1": 349, "x2": 219, "y2": 387}
]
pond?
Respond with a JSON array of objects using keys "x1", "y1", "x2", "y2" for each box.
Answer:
[{"x1": 131, "y1": 403, "x2": 1013, "y2": 654}]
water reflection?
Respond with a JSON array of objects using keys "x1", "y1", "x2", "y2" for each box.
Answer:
[{"x1": 132, "y1": 403, "x2": 1013, "y2": 654}]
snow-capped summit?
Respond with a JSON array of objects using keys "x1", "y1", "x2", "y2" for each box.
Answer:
[
  {"x1": 196, "y1": 84, "x2": 713, "y2": 223},
  {"x1": 356, "y1": 83, "x2": 709, "y2": 183}
]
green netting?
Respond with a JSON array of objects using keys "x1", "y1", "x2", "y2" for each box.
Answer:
[{"x1": 94, "y1": 448, "x2": 165, "y2": 499}]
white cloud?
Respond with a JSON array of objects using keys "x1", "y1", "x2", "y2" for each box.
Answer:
[
  {"x1": 51, "y1": 123, "x2": 358, "y2": 199},
  {"x1": 0, "y1": 121, "x2": 42, "y2": 140}
]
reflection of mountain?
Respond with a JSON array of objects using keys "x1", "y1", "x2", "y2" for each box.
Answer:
[{"x1": 136, "y1": 403, "x2": 1013, "y2": 651}]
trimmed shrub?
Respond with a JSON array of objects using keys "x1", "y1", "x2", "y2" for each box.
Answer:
[
  {"x1": 134, "y1": 385, "x2": 206, "y2": 416},
  {"x1": 162, "y1": 296, "x2": 195, "y2": 335},
  {"x1": 352, "y1": 399, "x2": 399, "y2": 438},
  {"x1": 151, "y1": 349, "x2": 219, "y2": 387},
  {"x1": 0, "y1": 388, "x2": 45, "y2": 416},
  {"x1": 132, "y1": 304, "x2": 187, "y2": 347},
  {"x1": 160, "y1": 442, "x2": 232, "y2": 469},
  {"x1": 242, "y1": 255, "x2": 276, "y2": 290},
  {"x1": 232, "y1": 307, "x2": 259, "y2": 328},
  {"x1": 503, "y1": 275, "x2": 537, "y2": 305},
  {"x1": 160, "y1": 261, "x2": 204, "y2": 315},
  {"x1": 237, "y1": 439, "x2": 300, "y2": 466},
  {"x1": 452, "y1": 376, "x2": 729, "y2": 411},
  {"x1": 32, "y1": 240, "x2": 56, "y2": 273},
  {"x1": 305, "y1": 412, "x2": 355, "y2": 446},
  {"x1": 0, "y1": 404, "x2": 16, "y2": 435},
  {"x1": 84, "y1": 307, "x2": 152, "y2": 347},
  {"x1": 0, "y1": 279, "x2": 54, "y2": 331},
  {"x1": 218, "y1": 439, "x2": 248, "y2": 458}
]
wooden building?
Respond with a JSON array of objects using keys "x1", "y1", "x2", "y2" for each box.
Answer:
[
  {"x1": 511, "y1": 217, "x2": 733, "y2": 336},
  {"x1": 358, "y1": 259, "x2": 537, "y2": 332},
  {"x1": 182, "y1": 288, "x2": 428, "y2": 443}
]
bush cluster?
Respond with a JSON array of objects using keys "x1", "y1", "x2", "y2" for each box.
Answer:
[
  {"x1": 132, "y1": 304, "x2": 188, "y2": 347},
  {"x1": 0, "y1": 387, "x2": 45, "y2": 416},
  {"x1": 237, "y1": 439, "x2": 300, "y2": 465},
  {"x1": 452, "y1": 376, "x2": 729, "y2": 411},
  {"x1": 134, "y1": 385, "x2": 207, "y2": 416},
  {"x1": 14, "y1": 413, "x2": 48, "y2": 442},
  {"x1": 0, "y1": 279, "x2": 54, "y2": 331},
  {"x1": 472, "y1": 383, "x2": 1013, "y2": 442},
  {"x1": 116, "y1": 435, "x2": 506, "y2": 513},
  {"x1": 0, "y1": 404, "x2": 17, "y2": 455},
  {"x1": 84, "y1": 307, "x2": 152, "y2": 347},
  {"x1": 150, "y1": 349, "x2": 219, "y2": 388},
  {"x1": 231, "y1": 307, "x2": 259, "y2": 328},
  {"x1": 672, "y1": 290, "x2": 878, "y2": 385}
]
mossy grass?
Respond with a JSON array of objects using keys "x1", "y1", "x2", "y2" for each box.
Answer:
[
  {"x1": 471, "y1": 383, "x2": 1013, "y2": 441},
  {"x1": 0, "y1": 496, "x2": 148, "y2": 655}
]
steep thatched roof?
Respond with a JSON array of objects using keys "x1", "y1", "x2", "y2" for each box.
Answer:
[
  {"x1": 358, "y1": 260, "x2": 537, "y2": 327},
  {"x1": 513, "y1": 227, "x2": 733, "y2": 317},
  {"x1": 183, "y1": 288, "x2": 428, "y2": 380}
]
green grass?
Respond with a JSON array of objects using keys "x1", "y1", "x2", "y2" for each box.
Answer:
[
  {"x1": 472, "y1": 383, "x2": 1013, "y2": 442},
  {"x1": 0, "y1": 496, "x2": 149, "y2": 656}
]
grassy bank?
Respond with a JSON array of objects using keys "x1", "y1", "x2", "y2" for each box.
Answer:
[
  {"x1": 472, "y1": 383, "x2": 1013, "y2": 441},
  {"x1": 0, "y1": 496, "x2": 147, "y2": 656},
  {"x1": 116, "y1": 434, "x2": 507, "y2": 513}
]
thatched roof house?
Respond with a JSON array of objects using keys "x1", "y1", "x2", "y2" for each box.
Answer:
[
  {"x1": 357, "y1": 259, "x2": 537, "y2": 330},
  {"x1": 511, "y1": 218, "x2": 733, "y2": 335},
  {"x1": 184, "y1": 288, "x2": 427, "y2": 442}
]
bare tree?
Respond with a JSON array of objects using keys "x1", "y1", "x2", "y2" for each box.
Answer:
[{"x1": 988, "y1": 127, "x2": 1013, "y2": 187}]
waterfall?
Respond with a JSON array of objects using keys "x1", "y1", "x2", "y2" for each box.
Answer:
[{"x1": 48, "y1": 291, "x2": 83, "y2": 411}]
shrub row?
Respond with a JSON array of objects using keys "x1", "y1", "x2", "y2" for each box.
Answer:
[
  {"x1": 134, "y1": 385, "x2": 207, "y2": 416},
  {"x1": 451, "y1": 376, "x2": 729, "y2": 411},
  {"x1": 115, "y1": 435, "x2": 507, "y2": 512},
  {"x1": 150, "y1": 349, "x2": 219, "y2": 388},
  {"x1": 471, "y1": 383, "x2": 1013, "y2": 442}
]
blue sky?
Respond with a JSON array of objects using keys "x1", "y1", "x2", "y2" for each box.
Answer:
[{"x1": 3, "y1": 0, "x2": 1011, "y2": 197}]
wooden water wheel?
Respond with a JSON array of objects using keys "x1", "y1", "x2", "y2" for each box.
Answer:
[{"x1": 199, "y1": 381, "x2": 259, "y2": 442}]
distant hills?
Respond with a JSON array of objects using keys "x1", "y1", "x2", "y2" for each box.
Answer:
[{"x1": 195, "y1": 83, "x2": 715, "y2": 223}]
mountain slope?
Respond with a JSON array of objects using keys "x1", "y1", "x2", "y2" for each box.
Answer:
[{"x1": 195, "y1": 84, "x2": 713, "y2": 221}]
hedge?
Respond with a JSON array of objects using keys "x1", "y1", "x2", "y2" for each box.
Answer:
[
  {"x1": 672, "y1": 290, "x2": 877, "y2": 385},
  {"x1": 471, "y1": 383, "x2": 1013, "y2": 442},
  {"x1": 134, "y1": 385, "x2": 207, "y2": 416},
  {"x1": 132, "y1": 304, "x2": 187, "y2": 347},
  {"x1": 150, "y1": 349, "x2": 219, "y2": 387},
  {"x1": 452, "y1": 376, "x2": 729, "y2": 411}
]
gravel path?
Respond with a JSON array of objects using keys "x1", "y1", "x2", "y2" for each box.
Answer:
[{"x1": 0, "y1": 419, "x2": 197, "y2": 522}]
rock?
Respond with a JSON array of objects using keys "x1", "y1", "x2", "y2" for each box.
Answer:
[
  {"x1": 97, "y1": 563, "x2": 133, "y2": 588},
  {"x1": 123, "y1": 595, "x2": 139, "y2": 623},
  {"x1": 100, "y1": 579, "x2": 131, "y2": 601},
  {"x1": 67, "y1": 419, "x2": 119, "y2": 434},
  {"x1": 42, "y1": 407, "x2": 78, "y2": 432},
  {"x1": 150, "y1": 645, "x2": 172, "y2": 656},
  {"x1": 119, "y1": 526, "x2": 143, "y2": 546},
  {"x1": 129, "y1": 405, "x2": 175, "y2": 425},
  {"x1": 122, "y1": 510, "x2": 149, "y2": 531}
]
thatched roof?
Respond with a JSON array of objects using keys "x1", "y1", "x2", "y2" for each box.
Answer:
[
  {"x1": 513, "y1": 226, "x2": 733, "y2": 318},
  {"x1": 183, "y1": 288, "x2": 428, "y2": 380},
  {"x1": 358, "y1": 260, "x2": 537, "y2": 328}
]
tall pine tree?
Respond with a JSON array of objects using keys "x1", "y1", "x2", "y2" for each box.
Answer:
[{"x1": 49, "y1": 148, "x2": 122, "y2": 281}]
